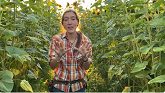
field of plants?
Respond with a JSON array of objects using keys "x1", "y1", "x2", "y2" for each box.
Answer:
[{"x1": 0, "y1": 0, "x2": 165, "y2": 92}]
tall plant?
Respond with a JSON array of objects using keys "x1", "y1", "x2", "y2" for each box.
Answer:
[
  {"x1": 81, "y1": 0, "x2": 165, "y2": 92},
  {"x1": 0, "y1": 0, "x2": 60, "y2": 92}
]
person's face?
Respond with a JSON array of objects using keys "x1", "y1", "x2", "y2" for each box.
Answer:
[{"x1": 63, "y1": 12, "x2": 79, "y2": 33}]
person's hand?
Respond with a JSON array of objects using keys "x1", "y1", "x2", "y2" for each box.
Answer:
[
  {"x1": 53, "y1": 40, "x2": 70, "y2": 57},
  {"x1": 74, "y1": 41, "x2": 91, "y2": 57}
]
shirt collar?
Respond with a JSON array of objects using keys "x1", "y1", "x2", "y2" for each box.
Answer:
[{"x1": 61, "y1": 31, "x2": 86, "y2": 41}]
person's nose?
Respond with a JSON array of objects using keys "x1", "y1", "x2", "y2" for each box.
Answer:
[{"x1": 67, "y1": 19, "x2": 72, "y2": 24}]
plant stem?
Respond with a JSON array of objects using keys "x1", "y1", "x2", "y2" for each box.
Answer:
[
  {"x1": 144, "y1": 0, "x2": 157, "y2": 91},
  {"x1": 124, "y1": 0, "x2": 142, "y2": 64}
]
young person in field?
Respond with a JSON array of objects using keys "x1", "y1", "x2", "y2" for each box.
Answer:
[{"x1": 49, "y1": 9, "x2": 92, "y2": 92}]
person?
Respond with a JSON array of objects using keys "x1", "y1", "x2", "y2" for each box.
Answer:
[{"x1": 49, "y1": 9, "x2": 92, "y2": 92}]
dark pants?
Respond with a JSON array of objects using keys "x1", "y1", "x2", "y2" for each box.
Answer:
[{"x1": 53, "y1": 85, "x2": 86, "y2": 92}]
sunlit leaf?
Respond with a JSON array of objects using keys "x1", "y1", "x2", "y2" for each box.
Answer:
[
  {"x1": 37, "y1": 63, "x2": 42, "y2": 70},
  {"x1": 104, "y1": 0, "x2": 114, "y2": 4},
  {"x1": 25, "y1": 14, "x2": 39, "y2": 23},
  {"x1": 123, "y1": 50, "x2": 134, "y2": 57},
  {"x1": 108, "y1": 65, "x2": 115, "y2": 71},
  {"x1": 122, "y1": 87, "x2": 131, "y2": 92},
  {"x1": 153, "y1": 45, "x2": 165, "y2": 52},
  {"x1": 148, "y1": 18, "x2": 165, "y2": 26},
  {"x1": 154, "y1": 0, "x2": 164, "y2": 9},
  {"x1": 10, "y1": 69, "x2": 20, "y2": 76},
  {"x1": 90, "y1": 0, "x2": 102, "y2": 8},
  {"x1": 0, "y1": 70, "x2": 14, "y2": 92},
  {"x1": 121, "y1": 74, "x2": 128, "y2": 79},
  {"x1": 20, "y1": 80, "x2": 33, "y2": 92},
  {"x1": 131, "y1": 61, "x2": 148, "y2": 73},
  {"x1": 127, "y1": 0, "x2": 142, "y2": 7},
  {"x1": 148, "y1": 75, "x2": 165, "y2": 84},
  {"x1": 140, "y1": 42, "x2": 155, "y2": 54},
  {"x1": 107, "y1": 18, "x2": 116, "y2": 28},
  {"x1": 132, "y1": 19, "x2": 144, "y2": 26}
]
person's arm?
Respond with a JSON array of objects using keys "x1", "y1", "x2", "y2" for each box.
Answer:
[
  {"x1": 49, "y1": 55, "x2": 61, "y2": 70},
  {"x1": 49, "y1": 36, "x2": 70, "y2": 70},
  {"x1": 82, "y1": 40, "x2": 92, "y2": 70},
  {"x1": 82, "y1": 56, "x2": 91, "y2": 70}
]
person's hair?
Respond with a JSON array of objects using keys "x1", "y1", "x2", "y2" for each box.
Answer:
[{"x1": 61, "y1": 9, "x2": 79, "y2": 25}]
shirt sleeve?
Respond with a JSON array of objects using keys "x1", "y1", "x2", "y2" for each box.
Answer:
[{"x1": 87, "y1": 38, "x2": 92, "y2": 64}]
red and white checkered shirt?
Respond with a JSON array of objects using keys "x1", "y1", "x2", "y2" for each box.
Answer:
[{"x1": 49, "y1": 31, "x2": 92, "y2": 92}]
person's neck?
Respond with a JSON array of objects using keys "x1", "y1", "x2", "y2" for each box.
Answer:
[{"x1": 66, "y1": 31, "x2": 77, "y2": 42}]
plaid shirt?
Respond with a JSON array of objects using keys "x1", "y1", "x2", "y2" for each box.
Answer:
[{"x1": 49, "y1": 31, "x2": 92, "y2": 92}]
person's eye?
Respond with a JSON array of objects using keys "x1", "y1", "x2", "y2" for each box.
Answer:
[
  {"x1": 64, "y1": 19, "x2": 68, "y2": 21},
  {"x1": 72, "y1": 18, "x2": 75, "y2": 20}
]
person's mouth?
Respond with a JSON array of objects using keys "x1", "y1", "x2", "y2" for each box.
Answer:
[{"x1": 68, "y1": 26, "x2": 73, "y2": 30}]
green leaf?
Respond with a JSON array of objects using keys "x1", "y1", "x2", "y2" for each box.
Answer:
[
  {"x1": 10, "y1": 69, "x2": 20, "y2": 76},
  {"x1": 107, "y1": 18, "x2": 116, "y2": 28},
  {"x1": 37, "y1": 63, "x2": 42, "y2": 70},
  {"x1": 26, "y1": 36, "x2": 41, "y2": 44},
  {"x1": 132, "y1": 19, "x2": 144, "y2": 26},
  {"x1": 92, "y1": 41, "x2": 102, "y2": 48},
  {"x1": 0, "y1": 70, "x2": 14, "y2": 92},
  {"x1": 135, "y1": 70, "x2": 151, "y2": 79},
  {"x1": 121, "y1": 74, "x2": 128, "y2": 79},
  {"x1": 90, "y1": 0, "x2": 102, "y2": 8},
  {"x1": 131, "y1": 61, "x2": 148, "y2": 73},
  {"x1": 0, "y1": 47, "x2": 4, "y2": 51},
  {"x1": 13, "y1": 24, "x2": 25, "y2": 28},
  {"x1": 132, "y1": 34, "x2": 145, "y2": 42},
  {"x1": 108, "y1": 29, "x2": 118, "y2": 37},
  {"x1": 154, "y1": 0, "x2": 164, "y2": 9},
  {"x1": 25, "y1": 14, "x2": 39, "y2": 23},
  {"x1": 100, "y1": 40, "x2": 107, "y2": 46},
  {"x1": 3, "y1": 29, "x2": 21, "y2": 40},
  {"x1": 6, "y1": 46, "x2": 29, "y2": 57},
  {"x1": 122, "y1": 87, "x2": 131, "y2": 92},
  {"x1": 153, "y1": 45, "x2": 165, "y2": 52},
  {"x1": 26, "y1": 48, "x2": 37, "y2": 53},
  {"x1": 102, "y1": 52, "x2": 113, "y2": 58},
  {"x1": 27, "y1": 70, "x2": 38, "y2": 79},
  {"x1": 20, "y1": 80, "x2": 33, "y2": 92},
  {"x1": 135, "y1": 9, "x2": 145, "y2": 18},
  {"x1": 148, "y1": 75, "x2": 165, "y2": 84},
  {"x1": 148, "y1": 18, "x2": 165, "y2": 26},
  {"x1": 108, "y1": 65, "x2": 115, "y2": 71},
  {"x1": 122, "y1": 35, "x2": 132, "y2": 41},
  {"x1": 151, "y1": 61, "x2": 164, "y2": 75},
  {"x1": 104, "y1": 0, "x2": 114, "y2": 4},
  {"x1": 127, "y1": 0, "x2": 142, "y2": 7},
  {"x1": 123, "y1": 50, "x2": 134, "y2": 57},
  {"x1": 6, "y1": 46, "x2": 29, "y2": 63},
  {"x1": 140, "y1": 42, "x2": 155, "y2": 54}
]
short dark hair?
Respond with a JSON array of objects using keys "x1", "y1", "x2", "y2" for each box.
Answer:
[{"x1": 61, "y1": 9, "x2": 79, "y2": 25}]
